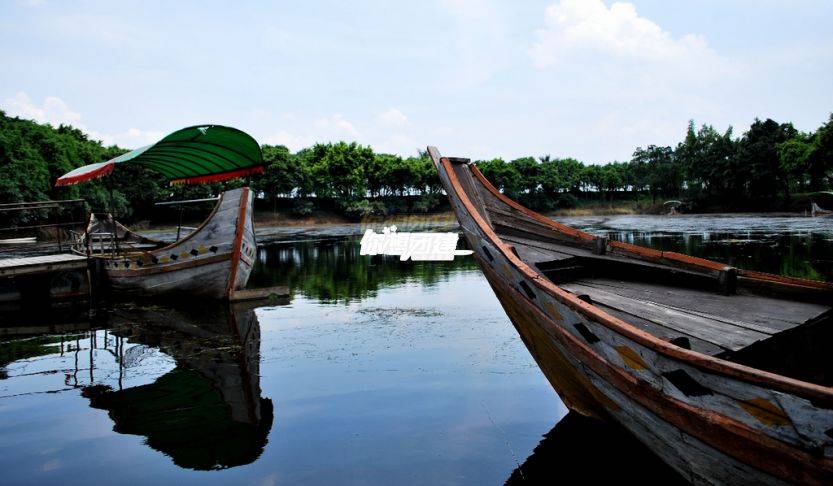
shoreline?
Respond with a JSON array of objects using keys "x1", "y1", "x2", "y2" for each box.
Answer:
[
  {"x1": 133, "y1": 209, "x2": 822, "y2": 246},
  {"x1": 143, "y1": 208, "x2": 818, "y2": 233}
]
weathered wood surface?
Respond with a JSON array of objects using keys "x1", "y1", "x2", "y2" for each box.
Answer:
[
  {"x1": 0, "y1": 237, "x2": 37, "y2": 245},
  {"x1": 560, "y1": 281, "x2": 772, "y2": 352},
  {"x1": 428, "y1": 146, "x2": 833, "y2": 484},
  {"x1": 229, "y1": 286, "x2": 289, "y2": 302},
  {"x1": 597, "y1": 304, "x2": 726, "y2": 356},
  {"x1": 100, "y1": 187, "x2": 255, "y2": 299},
  {"x1": 0, "y1": 253, "x2": 88, "y2": 277},
  {"x1": 568, "y1": 278, "x2": 826, "y2": 331}
]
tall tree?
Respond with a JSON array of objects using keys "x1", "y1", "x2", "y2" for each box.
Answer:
[
  {"x1": 632, "y1": 145, "x2": 679, "y2": 201},
  {"x1": 737, "y1": 118, "x2": 797, "y2": 202}
]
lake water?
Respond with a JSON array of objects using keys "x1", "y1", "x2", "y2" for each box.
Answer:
[{"x1": 1, "y1": 214, "x2": 830, "y2": 485}]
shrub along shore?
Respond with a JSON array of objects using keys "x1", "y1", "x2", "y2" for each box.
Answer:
[{"x1": 2, "y1": 111, "x2": 831, "y2": 225}]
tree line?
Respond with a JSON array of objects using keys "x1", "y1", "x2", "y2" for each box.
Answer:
[
  {"x1": 1, "y1": 110, "x2": 831, "y2": 224},
  {"x1": 476, "y1": 117, "x2": 833, "y2": 211}
]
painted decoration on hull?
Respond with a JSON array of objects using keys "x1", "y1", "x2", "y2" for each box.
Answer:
[{"x1": 77, "y1": 188, "x2": 255, "y2": 299}]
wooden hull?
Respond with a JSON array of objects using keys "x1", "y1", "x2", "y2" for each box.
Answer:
[
  {"x1": 428, "y1": 147, "x2": 833, "y2": 485},
  {"x1": 811, "y1": 203, "x2": 832, "y2": 218},
  {"x1": 483, "y1": 262, "x2": 785, "y2": 484},
  {"x1": 100, "y1": 187, "x2": 256, "y2": 299}
]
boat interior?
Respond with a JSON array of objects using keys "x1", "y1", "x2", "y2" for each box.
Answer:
[
  {"x1": 72, "y1": 213, "x2": 167, "y2": 256},
  {"x1": 450, "y1": 159, "x2": 833, "y2": 387}
]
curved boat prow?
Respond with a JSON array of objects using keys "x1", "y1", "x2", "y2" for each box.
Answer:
[{"x1": 428, "y1": 145, "x2": 833, "y2": 484}]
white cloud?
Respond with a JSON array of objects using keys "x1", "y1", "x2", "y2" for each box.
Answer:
[
  {"x1": 263, "y1": 114, "x2": 362, "y2": 150},
  {"x1": 529, "y1": 0, "x2": 721, "y2": 72},
  {"x1": 373, "y1": 133, "x2": 421, "y2": 156},
  {"x1": 261, "y1": 110, "x2": 425, "y2": 156},
  {"x1": 265, "y1": 129, "x2": 315, "y2": 151},
  {"x1": 313, "y1": 114, "x2": 361, "y2": 138},
  {"x1": 3, "y1": 91, "x2": 82, "y2": 127},
  {"x1": 96, "y1": 127, "x2": 164, "y2": 148},
  {"x1": 517, "y1": 0, "x2": 740, "y2": 162},
  {"x1": 2, "y1": 91, "x2": 162, "y2": 148},
  {"x1": 377, "y1": 108, "x2": 409, "y2": 127}
]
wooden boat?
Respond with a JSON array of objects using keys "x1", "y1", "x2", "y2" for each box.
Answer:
[
  {"x1": 428, "y1": 146, "x2": 833, "y2": 484},
  {"x1": 74, "y1": 188, "x2": 256, "y2": 299},
  {"x1": 811, "y1": 202, "x2": 832, "y2": 218},
  {"x1": 55, "y1": 125, "x2": 265, "y2": 299}
]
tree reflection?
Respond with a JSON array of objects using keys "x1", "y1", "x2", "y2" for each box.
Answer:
[{"x1": 249, "y1": 237, "x2": 479, "y2": 304}]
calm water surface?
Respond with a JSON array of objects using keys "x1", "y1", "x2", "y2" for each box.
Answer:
[
  {"x1": 1, "y1": 214, "x2": 829, "y2": 484},
  {"x1": 558, "y1": 213, "x2": 833, "y2": 280}
]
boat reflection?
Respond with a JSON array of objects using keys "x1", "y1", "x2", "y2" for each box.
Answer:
[
  {"x1": 506, "y1": 412, "x2": 686, "y2": 485},
  {"x1": 0, "y1": 300, "x2": 278, "y2": 471},
  {"x1": 78, "y1": 301, "x2": 275, "y2": 470}
]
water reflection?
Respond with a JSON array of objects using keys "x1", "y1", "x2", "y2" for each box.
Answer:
[
  {"x1": 506, "y1": 412, "x2": 684, "y2": 485},
  {"x1": 1, "y1": 216, "x2": 828, "y2": 483},
  {"x1": 0, "y1": 301, "x2": 275, "y2": 471},
  {"x1": 248, "y1": 237, "x2": 478, "y2": 303},
  {"x1": 558, "y1": 214, "x2": 833, "y2": 280}
]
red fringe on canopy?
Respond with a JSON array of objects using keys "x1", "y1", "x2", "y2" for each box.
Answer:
[
  {"x1": 55, "y1": 161, "x2": 115, "y2": 187},
  {"x1": 170, "y1": 166, "x2": 265, "y2": 185}
]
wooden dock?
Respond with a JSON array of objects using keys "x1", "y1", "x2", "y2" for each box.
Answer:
[{"x1": 0, "y1": 254, "x2": 89, "y2": 278}]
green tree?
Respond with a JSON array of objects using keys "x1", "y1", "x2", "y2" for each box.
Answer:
[
  {"x1": 778, "y1": 135, "x2": 814, "y2": 193},
  {"x1": 676, "y1": 121, "x2": 736, "y2": 201},
  {"x1": 476, "y1": 158, "x2": 522, "y2": 198},
  {"x1": 307, "y1": 142, "x2": 373, "y2": 199},
  {"x1": 511, "y1": 156, "x2": 540, "y2": 195},
  {"x1": 807, "y1": 114, "x2": 833, "y2": 191},
  {"x1": 631, "y1": 145, "x2": 679, "y2": 201},
  {"x1": 737, "y1": 118, "x2": 797, "y2": 202},
  {"x1": 255, "y1": 145, "x2": 299, "y2": 199}
]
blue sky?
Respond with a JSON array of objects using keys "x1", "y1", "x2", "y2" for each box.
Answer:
[{"x1": 1, "y1": 0, "x2": 831, "y2": 163}]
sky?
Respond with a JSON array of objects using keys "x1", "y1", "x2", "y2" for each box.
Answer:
[{"x1": 1, "y1": 0, "x2": 832, "y2": 163}]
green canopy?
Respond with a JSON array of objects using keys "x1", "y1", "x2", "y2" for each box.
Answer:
[{"x1": 56, "y1": 125, "x2": 264, "y2": 186}]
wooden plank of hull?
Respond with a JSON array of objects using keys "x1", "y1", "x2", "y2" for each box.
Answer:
[
  {"x1": 229, "y1": 286, "x2": 289, "y2": 302},
  {"x1": 482, "y1": 261, "x2": 828, "y2": 484},
  {"x1": 427, "y1": 147, "x2": 833, "y2": 484},
  {"x1": 109, "y1": 258, "x2": 233, "y2": 299},
  {"x1": 97, "y1": 187, "x2": 255, "y2": 299},
  {"x1": 590, "y1": 367, "x2": 785, "y2": 485}
]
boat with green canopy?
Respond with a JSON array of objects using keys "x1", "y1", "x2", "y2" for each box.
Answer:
[{"x1": 56, "y1": 125, "x2": 263, "y2": 299}]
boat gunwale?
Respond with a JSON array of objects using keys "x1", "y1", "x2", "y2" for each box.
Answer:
[
  {"x1": 150, "y1": 189, "x2": 228, "y2": 254},
  {"x1": 429, "y1": 147, "x2": 833, "y2": 404}
]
